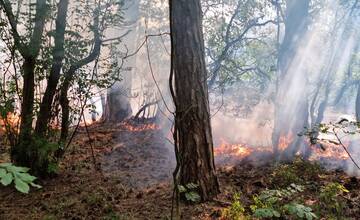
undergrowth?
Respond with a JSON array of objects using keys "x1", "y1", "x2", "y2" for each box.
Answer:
[{"x1": 222, "y1": 159, "x2": 351, "y2": 220}]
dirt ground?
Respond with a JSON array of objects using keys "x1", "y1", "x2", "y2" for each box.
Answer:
[{"x1": 1, "y1": 121, "x2": 360, "y2": 220}]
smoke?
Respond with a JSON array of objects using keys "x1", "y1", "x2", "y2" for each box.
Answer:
[
  {"x1": 81, "y1": 0, "x2": 360, "y2": 175},
  {"x1": 209, "y1": 0, "x2": 360, "y2": 175}
]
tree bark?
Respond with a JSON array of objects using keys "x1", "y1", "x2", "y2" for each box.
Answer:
[
  {"x1": 1, "y1": 0, "x2": 49, "y2": 171},
  {"x1": 35, "y1": 0, "x2": 69, "y2": 136},
  {"x1": 170, "y1": 0, "x2": 220, "y2": 201}
]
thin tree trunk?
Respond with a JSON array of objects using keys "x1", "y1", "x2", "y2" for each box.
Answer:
[
  {"x1": 356, "y1": 83, "x2": 360, "y2": 122},
  {"x1": 170, "y1": 0, "x2": 220, "y2": 201},
  {"x1": 35, "y1": 0, "x2": 69, "y2": 136}
]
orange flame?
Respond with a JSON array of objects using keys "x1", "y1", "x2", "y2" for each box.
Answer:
[
  {"x1": 0, "y1": 113, "x2": 20, "y2": 133},
  {"x1": 214, "y1": 139, "x2": 253, "y2": 159},
  {"x1": 215, "y1": 134, "x2": 352, "y2": 164},
  {"x1": 278, "y1": 134, "x2": 293, "y2": 151}
]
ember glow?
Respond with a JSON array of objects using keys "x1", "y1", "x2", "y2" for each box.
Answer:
[
  {"x1": 310, "y1": 142, "x2": 350, "y2": 161},
  {"x1": 214, "y1": 135, "x2": 353, "y2": 167},
  {"x1": 121, "y1": 122, "x2": 159, "y2": 132},
  {"x1": 0, "y1": 113, "x2": 20, "y2": 133},
  {"x1": 278, "y1": 134, "x2": 294, "y2": 151}
]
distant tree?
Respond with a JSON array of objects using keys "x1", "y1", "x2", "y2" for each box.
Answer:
[
  {"x1": 102, "y1": 0, "x2": 140, "y2": 123},
  {"x1": 169, "y1": 0, "x2": 220, "y2": 201},
  {"x1": 272, "y1": 0, "x2": 310, "y2": 159}
]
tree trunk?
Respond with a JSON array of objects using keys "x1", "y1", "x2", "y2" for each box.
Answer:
[
  {"x1": 103, "y1": 86, "x2": 132, "y2": 123},
  {"x1": 356, "y1": 83, "x2": 360, "y2": 122},
  {"x1": 272, "y1": 0, "x2": 310, "y2": 158},
  {"x1": 1, "y1": 0, "x2": 48, "y2": 173},
  {"x1": 35, "y1": 0, "x2": 69, "y2": 137},
  {"x1": 102, "y1": 0, "x2": 138, "y2": 123},
  {"x1": 11, "y1": 58, "x2": 36, "y2": 165},
  {"x1": 170, "y1": 0, "x2": 220, "y2": 201}
]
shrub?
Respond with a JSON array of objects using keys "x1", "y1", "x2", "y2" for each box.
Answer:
[
  {"x1": 0, "y1": 163, "x2": 41, "y2": 193},
  {"x1": 222, "y1": 193, "x2": 248, "y2": 220},
  {"x1": 250, "y1": 184, "x2": 317, "y2": 219},
  {"x1": 319, "y1": 182, "x2": 348, "y2": 217}
]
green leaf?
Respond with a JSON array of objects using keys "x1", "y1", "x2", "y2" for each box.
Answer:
[
  {"x1": 185, "y1": 191, "x2": 201, "y2": 202},
  {"x1": 254, "y1": 208, "x2": 278, "y2": 218},
  {"x1": 186, "y1": 183, "x2": 199, "y2": 189},
  {"x1": 14, "y1": 178, "x2": 30, "y2": 194},
  {"x1": 273, "y1": 210, "x2": 281, "y2": 218},
  {"x1": 0, "y1": 163, "x2": 13, "y2": 168},
  {"x1": 6, "y1": 165, "x2": 30, "y2": 173},
  {"x1": 1, "y1": 173, "x2": 13, "y2": 186},
  {"x1": 15, "y1": 172, "x2": 36, "y2": 183},
  {"x1": 178, "y1": 185, "x2": 186, "y2": 193},
  {"x1": 305, "y1": 212, "x2": 313, "y2": 220},
  {"x1": 0, "y1": 168, "x2": 6, "y2": 177}
]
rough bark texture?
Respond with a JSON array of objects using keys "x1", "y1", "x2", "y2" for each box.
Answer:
[{"x1": 170, "y1": 0, "x2": 220, "y2": 201}]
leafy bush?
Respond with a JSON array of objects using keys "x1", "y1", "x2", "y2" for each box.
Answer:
[
  {"x1": 222, "y1": 193, "x2": 248, "y2": 220},
  {"x1": 283, "y1": 203, "x2": 317, "y2": 220},
  {"x1": 250, "y1": 184, "x2": 317, "y2": 219},
  {"x1": 0, "y1": 163, "x2": 41, "y2": 193},
  {"x1": 271, "y1": 157, "x2": 322, "y2": 187},
  {"x1": 319, "y1": 182, "x2": 348, "y2": 217}
]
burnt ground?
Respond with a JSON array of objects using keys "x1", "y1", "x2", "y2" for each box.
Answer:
[{"x1": 1, "y1": 121, "x2": 360, "y2": 220}]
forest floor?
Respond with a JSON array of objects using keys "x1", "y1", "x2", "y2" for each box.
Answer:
[{"x1": 1, "y1": 120, "x2": 360, "y2": 220}]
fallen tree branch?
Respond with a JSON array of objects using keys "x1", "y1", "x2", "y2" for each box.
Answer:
[{"x1": 134, "y1": 100, "x2": 160, "y2": 119}]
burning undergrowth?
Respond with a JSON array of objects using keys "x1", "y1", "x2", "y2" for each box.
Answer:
[
  {"x1": 211, "y1": 103, "x2": 360, "y2": 176},
  {"x1": 213, "y1": 130, "x2": 360, "y2": 177}
]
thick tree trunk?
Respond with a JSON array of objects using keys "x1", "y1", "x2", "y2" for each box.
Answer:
[
  {"x1": 102, "y1": 86, "x2": 132, "y2": 123},
  {"x1": 35, "y1": 0, "x2": 69, "y2": 136},
  {"x1": 170, "y1": 0, "x2": 220, "y2": 201}
]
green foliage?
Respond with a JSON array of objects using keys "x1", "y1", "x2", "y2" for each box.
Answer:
[
  {"x1": 222, "y1": 193, "x2": 248, "y2": 220},
  {"x1": 31, "y1": 137, "x2": 60, "y2": 175},
  {"x1": 0, "y1": 163, "x2": 41, "y2": 193},
  {"x1": 253, "y1": 208, "x2": 280, "y2": 218},
  {"x1": 250, "y1": 184, "x2": 317, "y2": 219},
  {"x1": 271, "y1": 164, "x2": 302, "y2": 187},
  {"x1": 271, "y1": 158, "x2": 322, "y2": 187},
  {"x1": 319, "y1": 182, "x2": 348, "y2": 216},
  {"x1": 283, "y1": 203, "x2": 317, "y2": 220},
  {"x1": 178, "y1": 183, "x2": 201, "y2": 203}
]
